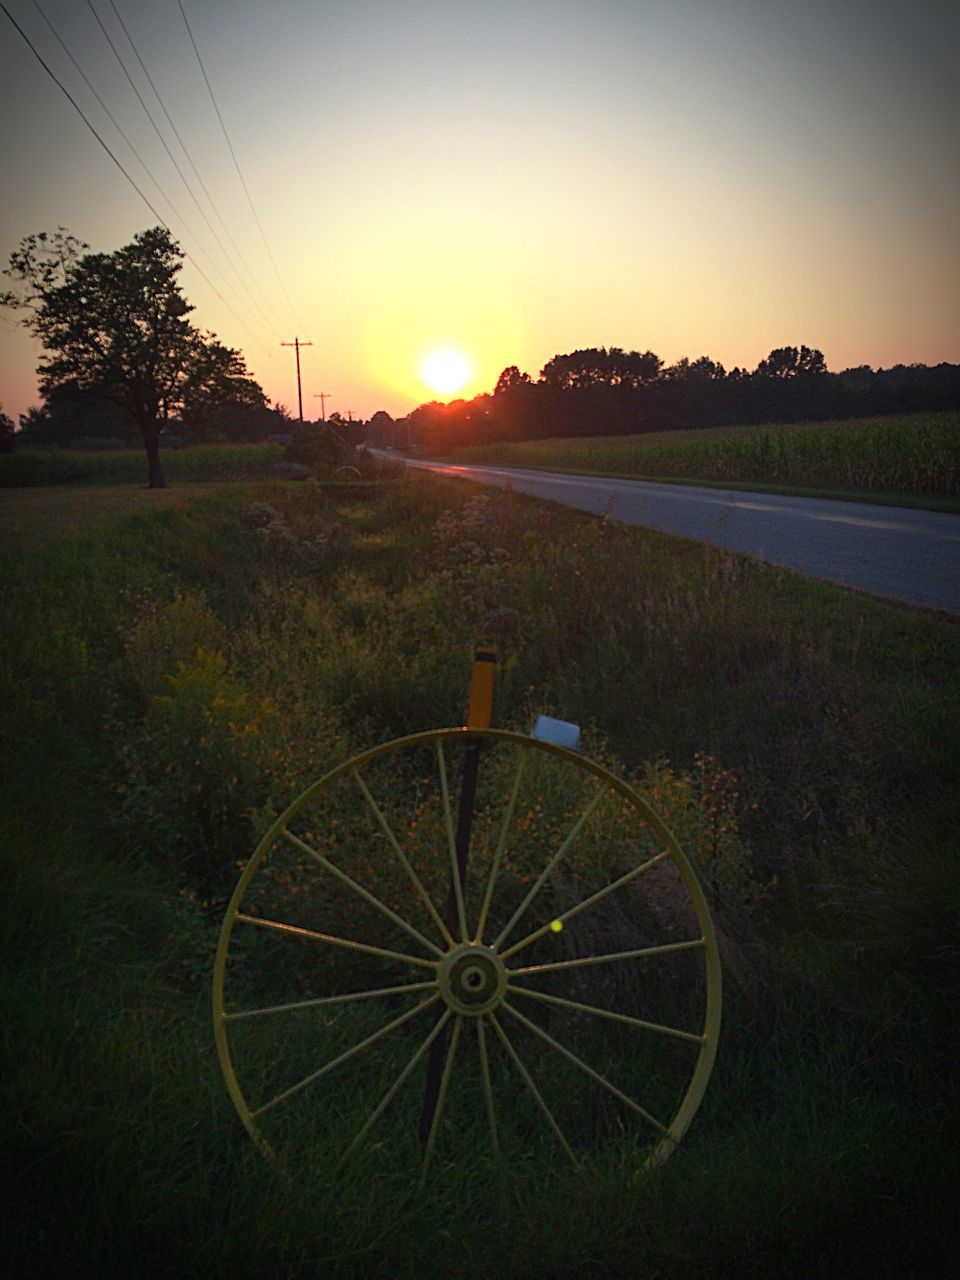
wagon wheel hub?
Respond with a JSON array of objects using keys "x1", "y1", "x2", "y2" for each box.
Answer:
[{"x1": 437, "y1": 943, "x2": 507, "y2": 1016}]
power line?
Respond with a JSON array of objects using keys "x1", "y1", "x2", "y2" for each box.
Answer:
[
  {"x1": 84, "y1": 1, "x2": 212, "y2": 239},
  {"x1": 30, "y1": 4, "x2": 190, "y2": 250},
  {"x1": 101, "y1": 0, "x2": 281, "y2": 338},
  {"x1": 3, "y1": 4, "x2": 164, "y2": 228},
  {"x1": 178, "y1": 0, "x2": 304, "y2": 332},
  {"x1": 0, "y1": 0, "x2": 276, "y2": 360},
  {"x1": 82, "y1": 0, "x2": 274, "y2": 352},
  {"x1": 35, "y1": 1, "x2": 278, "y2": 359}
]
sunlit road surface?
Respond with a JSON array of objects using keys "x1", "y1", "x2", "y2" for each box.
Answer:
[{"x1": 395, "y1": 457, "x2": 960, "y2": 615}]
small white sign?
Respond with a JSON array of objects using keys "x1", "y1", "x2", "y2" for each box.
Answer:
[{"x1": 531, "y1": 715, "x2": 581, "y2": 751}]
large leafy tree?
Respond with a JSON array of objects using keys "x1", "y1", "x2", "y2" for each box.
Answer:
[{"x1": 1, "y1": 226, "x2": 265, "y2": 485}]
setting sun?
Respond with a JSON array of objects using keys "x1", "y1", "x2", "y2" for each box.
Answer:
[{"x1": 419, "y1": 347, "x2": 473, "y2": 396}]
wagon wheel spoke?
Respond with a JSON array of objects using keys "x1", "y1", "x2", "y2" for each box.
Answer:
[
  {"x1": 476, "y1": 1015, "x2": 499, "y2": 1158},
  {"x1": 505, "y1": 984, "x2": 705, "y2": 1045},
  {"x1": 234, "y1": 912, "x2": 438, "y2": 971},
  {"x1": 351, "y1": 766, "x2": 454, "y2": 948},
  {"x1": 488, "y1": 1010, "x2": 579, "y2": 1168},
  {"x1": 223, "y1": 980, "x2": 437, "y2": 1023},
  {"x1": 251, "y1": 995, "x2": 439, "y2": 1118},
  {"x1": 421, "y1": 1013, "x2": 464, "y2": 1176},
  {"x1": 492, "y1": 784, "x2": 609, "y2": 952},
  {"x1": 339, "y1": 1008, "x2": 453, "y2": 1169},
  {"x1": 502, "y1": 1001, "x2": 669, "y2": 1134},
  {"x1": 281, "y1": 829, "x2": 445, "y2": 959},
  {"x1": 499, "y1": 849, "x2": 672, "y2": 961},
  {"x1": 509, "y1": 937, "x2": 706, "y2": 977},
  {"x1": 474, "y1": 746, "x2": 528, "y2": 943},
  {"x1": 436, "y1": 741, "x2": 469, "y2": 941}
]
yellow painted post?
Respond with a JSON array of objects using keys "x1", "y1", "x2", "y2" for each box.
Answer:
[{"x1": 465, "y1": 647, "x2": 497, "y2": 728}]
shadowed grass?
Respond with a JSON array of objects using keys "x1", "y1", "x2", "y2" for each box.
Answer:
[{"x1": 0, "y1": 481, "x2": 252, "y2": 550}]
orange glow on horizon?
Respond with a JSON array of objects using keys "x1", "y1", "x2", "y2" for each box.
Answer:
[{"x1": 362, "y1": 285, "x2": 525, "y2": 410}]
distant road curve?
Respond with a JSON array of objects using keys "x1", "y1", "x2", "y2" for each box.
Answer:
[{"x1": 386, "y1": 454, "x2": 960, "y2": 615}]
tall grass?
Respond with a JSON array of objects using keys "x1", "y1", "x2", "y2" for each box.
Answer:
[
  {"x1": 450, "y1": 411, "x2": 960, "y2": 497},
  {"x1": 0, "y1": 441, "x2": 283, "y2": 487},
  {"x1": 2, "y1": 473, "x2": 958, "y2": 1276}
]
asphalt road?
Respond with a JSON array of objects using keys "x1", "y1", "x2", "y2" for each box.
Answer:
[{"x1": 397, "y1": 457, "x2": 960, "y2": 615}]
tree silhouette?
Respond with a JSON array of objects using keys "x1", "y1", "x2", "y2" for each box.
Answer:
[
  {"x1": 178, "y1": 332, "x2": 269, "y2": 441},
  {"x1": 1, "y1": 226, "x2": 266, "y2": 485},
  {"x1": 0, "y1": 405, "x2": 15, "y2": 453},
  {"x1": 755, "y1": 345, "x2": 827, "y2": 378},
  {"x1": 494, "y1": 365, "x2": 532, "y2": 394},
  {"x1": 540, "y1": 347, "x2": 662, "y2": 390},
  {"x1": 666, "y1": 356, "x2": 726, "y2": 382},
  {"x1": 366, "y1": 409, "x2": 396, "y2": 447}
]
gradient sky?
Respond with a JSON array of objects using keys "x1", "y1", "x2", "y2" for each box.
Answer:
[{"x1": 1, "y1": 0, "x2": 958, "y2": 425}]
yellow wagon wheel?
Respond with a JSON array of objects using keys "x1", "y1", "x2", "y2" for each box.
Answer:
[{"x1": 213, "y1": 728, "x2": 721, "y2": 1172}]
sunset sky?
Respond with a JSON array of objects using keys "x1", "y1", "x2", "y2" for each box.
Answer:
[{"x1": 1, "y1": 0, "x2": 957, "y2": 425}]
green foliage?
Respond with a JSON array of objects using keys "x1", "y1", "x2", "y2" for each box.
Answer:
[
  {"x1": 248, "y1": 498, "x2": 350, "y2": 566},
  {"x1": 635, "y1": 753, "x2": 773, "y2": 926},
  {"x1": 117, "y1": 644, "x2": 277, "y2": 885},
  {"x1": 123, "y1": 592, "x2": 224, "y2": 701},
  {"x1": 285, "y1": 421, "x2": 382, "y2": 478},
  {"x1": 286, "y1": 420, "x2": 348, "y2": 468}
]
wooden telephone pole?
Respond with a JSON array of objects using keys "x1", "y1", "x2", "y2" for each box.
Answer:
[
  {"x1": 313, "y1": 391, "x2": 333, "y2": 422},
  {"x1": 281, "y1": 337, "x2": 312, "y2": 420}
]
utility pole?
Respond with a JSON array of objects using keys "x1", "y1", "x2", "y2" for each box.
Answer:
[
  {"x1": 313, "y1": 391, "x2": 333, "y2": 422},
  {"x1": 281, "y1": 337, "x2": 312, "y2": 420}
]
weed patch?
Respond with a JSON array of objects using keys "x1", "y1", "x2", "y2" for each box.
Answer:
[{"x1": 2, "y1": 470, "x2": 958, "y2": 1276}]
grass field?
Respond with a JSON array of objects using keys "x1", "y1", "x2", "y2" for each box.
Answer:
[
  {"x1": 0, "y1": 440, "x2": 283, "y2": 487},
  {"x1": 448, "y1": 411, "x2": 960, "y2": 507},
  {"x1": 2, "y1": 469, "x2": 958, "y2": 1278},
  {"x1": 0, "y1": 482, "x2": 237, "y2": 549}
]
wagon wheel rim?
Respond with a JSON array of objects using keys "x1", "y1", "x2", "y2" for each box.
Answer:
[{"x1": 213, "y1": 728, "x2": 722, "y2": 1172}]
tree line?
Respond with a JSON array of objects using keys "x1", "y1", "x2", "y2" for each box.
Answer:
[
  {"x1": 373, "y1": 346, "x2": 960, "y2": 455},
  {"x1": 5, "y1": 225, "x2": 958, "y2": 479}
]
